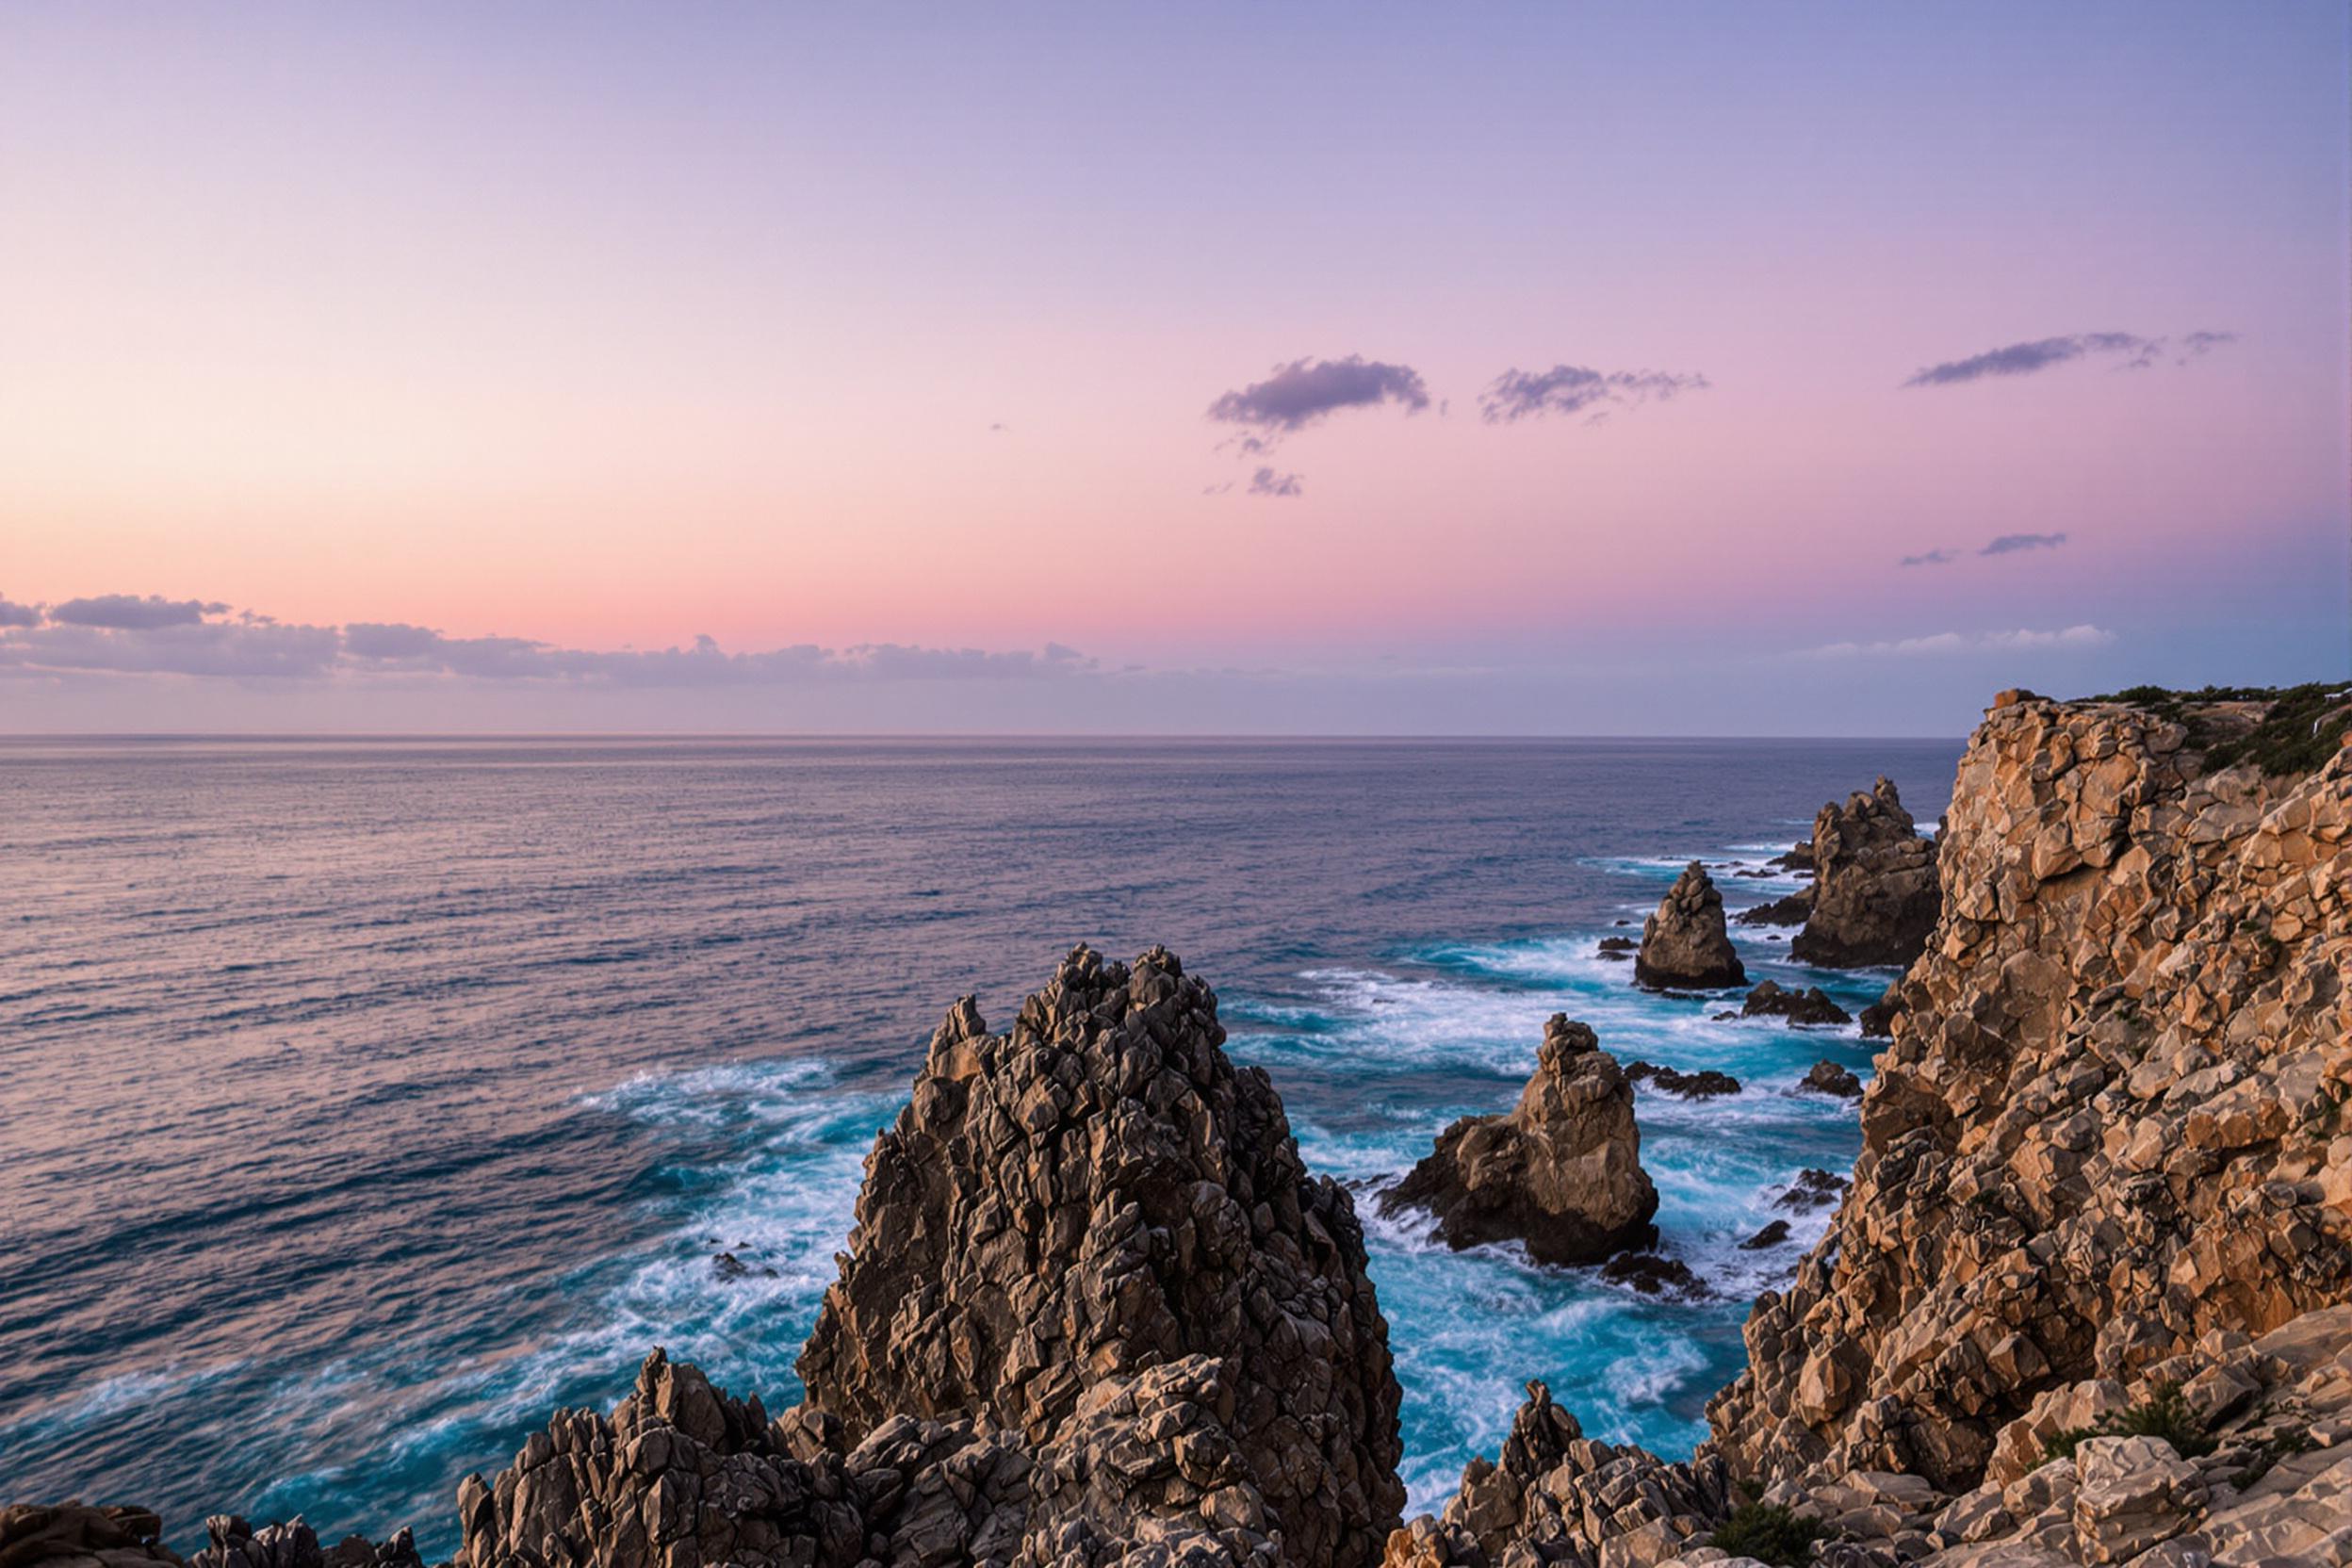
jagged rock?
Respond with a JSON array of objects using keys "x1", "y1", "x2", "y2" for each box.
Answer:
[
  {"x1": 1740, "y1": 1220, "x2": 1793, "y2": 1250},
  {"x1": 1601, "y1": 1252, "x2": 1707, "y2": 1298},
  {"x1": 1739, "y1": 982, "x2": 1853, "y2": 1027},
  {"x1": 1636, "y1": 865, "x2": 1747, "y2": 990},
  {"x1": 1856, "y1": 983, "x2": 1903, "y2": 1039},
  {"x1": 1380, "y1": 1383, "x2": 1733, "y2": 1568},
  {"x1": 190, "y1": 1520, "x2": 418, "y2": 1568},
  {"x1": 1625, "y1": 1061, "x2": 1743, "y2": 1100},
  {"x1": 796, "y1": 945, "x2": 1403, "y2": 1568},
  {"x1": 1771, "y1": 841, "x2": 1815, "y2": 874},
  {"x1": 1789, "y1": 779, "x2": 1941, "y2": 969},
  {"x1": 1381, "y1": 1017, "x2": 1658, "y2": 1266},
  {"x1": 1597, "y1": 937, "x2": 1639, "y2": 962},
  {"x1": 1772, "y1": 1168, "x2": 1848, "y2": 1211},
  {"x1": 0, "y1": 1506, "x2": 184, "y2": 1568},
  {"x1": 1734, "y1": 890, "x2": 1813, "y2": 929},
  {"x1": 1799, "y1": 1061, "x2": 1863, "y2": 1099},
  {"x1": 1709, "y1": 691, "x2": 2352, "y2": 1494}
]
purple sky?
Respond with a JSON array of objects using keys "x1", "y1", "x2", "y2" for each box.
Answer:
[{"x1": 2, "y1": 2, "x2": 2345, "y2": 734}]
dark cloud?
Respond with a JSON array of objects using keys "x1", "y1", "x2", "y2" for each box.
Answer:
[
  {"x1": 1899, "y1": 548, "x2": 1958, "y2": 568},
  {"x1": 1478, "y1": 364, "x2": 1709, "y2": 423},
  {"x1": 1980, "y1": 531, "x2": 2067, "y2": 556},
  {"x1": 1, "y1": 596, "x2": 1100, "y2": 687},
  {"x1": 1206, "y1": 356, "x2": 1430, "y2": 438},
  {"x1": 0, "y1": 596, "x2": 40, "y2": 629},
  {"x1": 1249, "y1": 467, "x2": 1303, "y2": 498},
  {"x1": 1903, "y1": 331, "x2": 2234, "y2": 387},
  {"x1": 49, "y1": 593, "x2": 227, "y2": 629}
]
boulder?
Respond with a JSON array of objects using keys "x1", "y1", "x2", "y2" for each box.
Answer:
[
  {"x1": 1636, "y1": 864, "x2": 1748, "y2": 989},
  {"x1": 1739, "y1": 982, "x2": 1853, "y2": 1026},
  {"x1": 1625, "y1": 1061, "x2": 1743, "y2": 1100},
  {"x1": 1798, "y1": 1061, "x2": 1863, "y2": 1099},
  {"x1": 1381, "y1": 1017, "x2": 1658, "y2": 1266},
  {"x1": 1789, "y1": 778, "x2": 1941, "y2": 969},
  {"x1": 1733, "y1": 890, "x2": 1812, "y2": 928}
]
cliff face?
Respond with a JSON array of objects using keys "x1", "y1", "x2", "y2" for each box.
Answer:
[
  {"x1": 1709, "y1": 690, "x2": 2352, "y2": 1490},
  {"x1": 1789, "y1": 776, "x2": 1941, "y2": 970}
]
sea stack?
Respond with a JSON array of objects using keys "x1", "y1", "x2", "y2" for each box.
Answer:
[
  {"x1": 1380, "y1": 1016, "x2": 1658, "y2": 1266},
  {"x1": 1789, "y1": 776, "x2": 1941, "y2": 968},
  {"x1": 1634, "y1": 862, "x2": 1746, "y2": 989},
  {"x1": 798, "y1": 943, "x2": 1405, "y2": 1568}
]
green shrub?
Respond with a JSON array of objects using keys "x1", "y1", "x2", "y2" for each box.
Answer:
[
  {"x1": 2043, "y1": 1380, "x2": 2214, "y2": 1462},
  {"x1": 2080, "y1": 680, "x2": 2351, "y2": 776},
  {"x1": 1708, "y1": 1501, "x2": 1833, "y2": 1567}
]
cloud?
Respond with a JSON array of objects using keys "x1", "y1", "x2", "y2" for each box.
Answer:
[
  {"x1": 1478, "y1": 364, "x2": 1710, "y2": 424},
  {"x1": 1899, "y1": 548, "x2": 1958, "y2": 568},
  {"x1": 1206, "y1": 356, "x2": 1430, "y2": 439},
  {"x1": 0, "y1": 596, "x2": 1103, "y2": 686},
  {"x1": 0, "y1": 595, "x2": 40, "y2": 628},
  {"x1": 1980, "y1": 531, "x2": 2067, "y2": 556},
  {"x1": 1903, "y1": 330, "x2": 2234, "y2": 387},
  {"x1": 1249, "y1": 467, "x2": 1303, "y2": 498},
  {"x1": 1799, "y1": 625, "x2": 2115, "y2": 659},
  {"x1": 48, "y1": 593, "x2": 227, "y2": 629}
]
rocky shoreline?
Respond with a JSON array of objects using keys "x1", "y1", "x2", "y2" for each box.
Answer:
[{"x1": 16, "y1": 685, "x2": 2351, "y2": 1568}]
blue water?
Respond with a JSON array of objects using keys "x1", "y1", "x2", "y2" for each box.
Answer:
[{"x1": 0, "y1": 737, "x2": 1958, "y2": 1552}]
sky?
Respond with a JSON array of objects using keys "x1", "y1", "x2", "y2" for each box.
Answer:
[{"x1": 2, "y1": 1, "x2": 2346, "y2": 735}]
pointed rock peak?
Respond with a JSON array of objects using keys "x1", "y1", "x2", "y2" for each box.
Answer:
[
  {"x1": 798, "y1": 946, "x2": 1404, "y2": 1568},
  {"x1": 1539, "y1": 1014, "x2": 1598, "y2": 1068},
  {"x1": 1636, "y1": 864, "x2": 1745, "y2": 990}
]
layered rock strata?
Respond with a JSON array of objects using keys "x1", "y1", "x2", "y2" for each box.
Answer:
[
  {"x1": 1635, "y1": 865, "x2": 1747, "y2": 990},
  {"x1": 1381, "y1": 1017, "x2": 1658, "y2": 1266},
  {"x1": 1789, "y1": 778, "x2": 1941, "y2": 969}
]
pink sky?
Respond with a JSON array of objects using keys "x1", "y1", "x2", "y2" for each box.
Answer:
[{"x1": 2, "y1": 3, "x2": 2344, "y2": 732}]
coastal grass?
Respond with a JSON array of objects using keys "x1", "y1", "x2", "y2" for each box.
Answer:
[
  {"x1": 2042, "y1": 1380, "x2": 2215, "y2": 1462},
  {"x1": 1708, "y1": 1501, "x2": 1834, "y2": 1567},
  {"x1": 2083, "y1": 681, "x2": 2352, "y2": 776}
]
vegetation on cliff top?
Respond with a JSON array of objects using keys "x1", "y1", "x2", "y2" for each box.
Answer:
[{"x1": 2082, "y1": 680, "x2": 2351, "y2": 776}]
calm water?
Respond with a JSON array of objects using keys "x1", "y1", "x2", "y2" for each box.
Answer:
[{"x1": 0, "y1": 737, "x2": 1960, "y2": 1552}]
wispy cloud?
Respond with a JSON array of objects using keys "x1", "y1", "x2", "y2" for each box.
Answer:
[
  {"x1": 1206, "y1": 355, "x2": 1429, "y2": 440},
  {"x1": 1799, "y1": 625, "x2": 2115, "y2": 659},
  {"x1": 0, "y1": 597, "x2": 1102, "y2": 685},
  {"x1": 1898, "y1": 548, "x2": 1958, "y2": 568},
  {"x1": 1903, "y1": 330, "x2": 2233, "y2": 387},
  {"x1": 1980, "y1": 531, "x2": 2067, "y2": 556},
  {"x1": 1248, "y1": 467, "x2": 1303, "y2": 498},
  {"x1": 1478, "y1": 364, "x2": 1708, "y2": 424}
]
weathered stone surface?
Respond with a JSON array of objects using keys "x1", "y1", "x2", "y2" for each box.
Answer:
[
  {"x1": 1382, "y1": 1017, "x2": 1658, "y2": 1266},
  {"x1": 798, "y1": 944, "x2": 1404, "y2": 1568},
  {"x1": 0, "y1": 1506, "x2": 185, "y2": 1568},
  {"x1": 1790, "y1": 778, "x2": 1942, "y2": 969},
  {"x1": 1733, "y1": 890, "x2": 1813, "y2": 929},
  {"x1": 1636, "y1": 865, "x2": 1747, "y2": 990},
  {"x1": 1708, "y1": 693, "x2": 2352, "y2": 1494}
]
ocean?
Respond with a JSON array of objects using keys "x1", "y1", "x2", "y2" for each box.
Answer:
[{"x1": 0, "y1": 736, "x2": 1961, "y2": 1553}]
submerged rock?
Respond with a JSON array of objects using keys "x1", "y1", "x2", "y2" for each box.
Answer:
[
  {"x1": 1381, "y1": 1016, "x2": 1658, "y2": 1267},
  {"x1": 1625, "y1": 1060, "x2": 1742, "y2": 1099},
  {"x1": 1740, "y1": 1219, "x2": 1793, "y2": 1250},
  {"x1": 1789, "y1": 777, "x2": 1941, "y2": 968},
  {"x1": 796, "y1": 943, "x2": 1404, "y2": 1568},
  {"x1": 1599, "y1": 1251, "x2": 1707, "y2": 1298},
  {"x1": 1635, "y1": 863, "x2": 1747, "y2": 990},
  {"x1": 1773, "y1": 1168, "x2": 1850, "y2": 1211},
  {"x1": 1733, "y1": 889, "x2": 1813, "y2": 928},
  {"x1": 1740, "y1": 980, "x2": 1853, "y2": 1026}
]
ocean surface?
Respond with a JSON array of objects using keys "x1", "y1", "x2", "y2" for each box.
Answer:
[{"x1": 0, "y1": 736, "x2": 1961, "y2": 1553}]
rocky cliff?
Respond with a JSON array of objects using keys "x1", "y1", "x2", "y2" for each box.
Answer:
[
  {"x1": 1636, "y1": 865, "x2": 1746, "y2": 991},
  {"x1": 1380, "y1": 1016, "x2": 1658, "y2": 1266}
]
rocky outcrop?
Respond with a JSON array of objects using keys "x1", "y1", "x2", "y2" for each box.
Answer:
[
  {"x1": 1789, "y1": 778, "x2": 1941, "y2": 969},
  {"x1": 1733, "y1": 890, "x2": 1812, "y2": 929},
  {"x1": 1708, "y1": 691, "x2": 2352, "y2": 1493},
  {"x1": 0, "y1": 1509, "x2": 420, "y2": 1568},
  {"x1": 1381, "y1": 1384, "x2": 1733, "y2": 1568},
  {"x1": 794, "y1": 944, "x2": 1403, "y2": 1568},
  {"x1": 1380, "y1": 1017, "x2": 1658, "y2": 1266},
  {"x1": 1799, "y1": 1060, "x2": 1863, "y2": 1099},
  {"x1": 1735, "y1": 982, "x2": 1851, "y2": 1026},
  {"x1": 1635, "y1": 865, "x2": 1746, "y2": 990}
]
